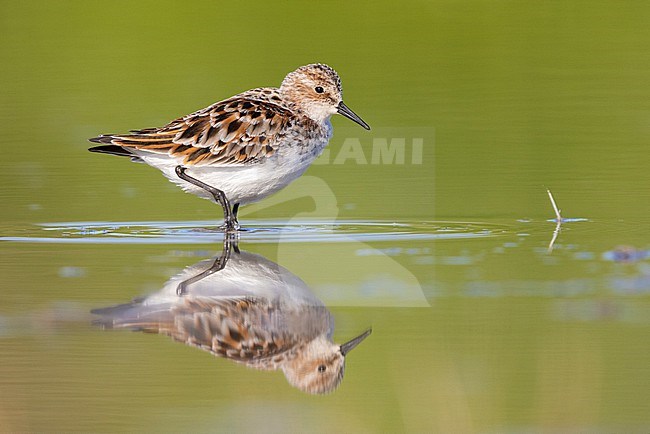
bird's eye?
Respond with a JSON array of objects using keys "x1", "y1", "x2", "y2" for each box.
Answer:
[
  {"x1": 315, "y1": 86, "x2": 324, "y2": 94},
  {"x1": 318, "y1": 364, "x2": 327, "y2": 373}
]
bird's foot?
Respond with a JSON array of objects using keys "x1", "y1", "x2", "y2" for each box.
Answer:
[{"x1": 219, "y1": 217, "x2": 241, "y2": 233}]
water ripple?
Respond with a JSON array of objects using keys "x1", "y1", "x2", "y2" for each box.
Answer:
[{"x1": 0, "y1": 219, "x2": 510, "y2": 244}]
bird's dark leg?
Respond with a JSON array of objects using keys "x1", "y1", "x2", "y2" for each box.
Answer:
[
  {"x1": 176, "y1": 232, "x2": 239, "y2": 296},
  {"x1": 232, "y1": 203, "x2": 240, "y2": 219},
  {"x1": 175, "y1": 166, "x2": 239, "y2": 231}
]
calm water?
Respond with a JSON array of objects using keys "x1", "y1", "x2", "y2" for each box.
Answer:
[{"x1": 2, "y1": 1, "x2": 650, "y2": 432}]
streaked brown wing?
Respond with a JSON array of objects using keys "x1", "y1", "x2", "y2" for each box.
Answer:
[
  {"x1": 90, "y1": 96, "x2": 296, "y2": 166},
  {"x1": 154, "y1": 297, "x2": 296, "y2": 364}
]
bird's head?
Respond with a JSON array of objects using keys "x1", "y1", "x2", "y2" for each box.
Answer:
[{"x1": 280, "y1": 64, "x2": 370, "y2": 130}]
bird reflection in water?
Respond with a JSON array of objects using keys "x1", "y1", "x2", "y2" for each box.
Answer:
[{"x1": 92, "y1": 235, "x2": 371, "y2": 394}]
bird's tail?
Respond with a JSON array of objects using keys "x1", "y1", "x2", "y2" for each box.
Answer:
[
  {"x1": 90, "y1": 299, "x2": 174, "y2": 333},
  {"x1": 88, "y1": 143, "x2": 134, "y2": 157}
]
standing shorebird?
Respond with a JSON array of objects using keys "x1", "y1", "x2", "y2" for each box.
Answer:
[
  {"x1": 88, "y1": 64, "x2": 370, "y2": 231},
  {"x1": 92, "y1": 238, "x2": 372, "y2": 394}
]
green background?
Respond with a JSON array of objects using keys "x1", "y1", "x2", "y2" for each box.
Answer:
[{"x1": 2, "y1": 1, "x2": 650, "y2": 431}]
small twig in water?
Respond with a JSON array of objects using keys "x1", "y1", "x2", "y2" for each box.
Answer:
[
  {"x1": 546, "y1": 188, "x2": 563, "y2": 253},
  {"x1": 546, "y1": 189, "x2": 562, "y2": 222}
]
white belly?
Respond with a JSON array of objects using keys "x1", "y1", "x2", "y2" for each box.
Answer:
[{"x1": 140, "y1": 131, "x2": 331, "y2": 206}]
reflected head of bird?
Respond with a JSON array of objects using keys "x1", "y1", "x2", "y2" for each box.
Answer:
[{"x1": 281, "y1": 329, "x2": 372, "y2": 395}]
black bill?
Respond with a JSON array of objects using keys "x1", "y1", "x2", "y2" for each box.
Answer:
[
  {"x1": 340, "y1": 328, "x2": 372, "y2": 355},
  {"x1": 337, "y1": 101, "x2": 371, "y2": 130}
]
